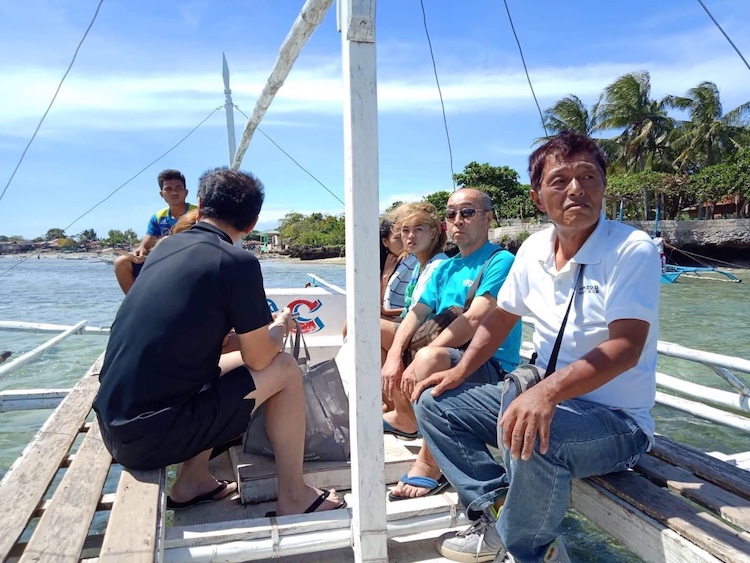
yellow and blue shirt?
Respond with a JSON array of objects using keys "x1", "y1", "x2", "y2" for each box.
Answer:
[{"x1": 146, "y1": 203, "x2": 197, "y2": 237}]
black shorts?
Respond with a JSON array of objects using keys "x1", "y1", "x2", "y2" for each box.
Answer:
[
  {"x1": 132, "y1": 261, "x2": 144, "y2": 278},
  {"x1": 98, "y1": 365, "x2": 256, "y2": 470}
]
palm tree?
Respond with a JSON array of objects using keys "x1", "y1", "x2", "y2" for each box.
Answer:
[
  {"x1": 541, "y1": 95, "x2": 597, "y2": 136},
  {"x1": 664, "y1": 81, "x2": 750, "y2": 171},
  {"x1": 596, "y1": 71, "x2": 675, "y2": 219}
]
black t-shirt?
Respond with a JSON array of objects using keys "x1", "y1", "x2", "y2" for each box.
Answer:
[{"x1": 94, "y1": 221, "x2": 273, "y2": 424}]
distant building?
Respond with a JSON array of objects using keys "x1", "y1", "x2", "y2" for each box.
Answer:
[{"x1": 260, "y1": 230, "x2": 282, "y2": 252}]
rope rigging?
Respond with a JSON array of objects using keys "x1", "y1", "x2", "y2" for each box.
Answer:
[
  {"x1": 0, "y1": 106, "x2": 223, "y2": 278},
  {"x1": 696, "y1": 0, "x2": 750, "y2": 73},
  {"x1": 418, "y1": 0, "x2": 456, "y2": 189},
  {"x1": 0, "y1": 0, "x2": 105, "y2": 206},
  {"x1": 501, "y1": 0, "x2": 548, "y2": 138},
  {"x1": 233, "y1": 105, "x2": 344, "y2": 206}
]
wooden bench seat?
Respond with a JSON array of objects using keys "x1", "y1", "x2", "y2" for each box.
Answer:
[
  {"x1": 572, "y1": 434, "x2": 750, "y2": 563},
  {"x1": 0, "y1": 355, "x2": 166, "y2": 563}
]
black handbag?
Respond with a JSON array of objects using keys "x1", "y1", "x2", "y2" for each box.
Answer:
[{"x1": 244, "y1": 324, "x2": 350, "y2": 462}]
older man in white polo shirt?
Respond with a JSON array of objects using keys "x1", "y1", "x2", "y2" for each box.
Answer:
[{"x1": 413, "y1": 131, "x2": 660, "y2": 563}]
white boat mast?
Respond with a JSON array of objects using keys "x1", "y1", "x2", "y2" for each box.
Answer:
[
  {"x1": 222, "y1": 53, "x2": 237, "y2": 165},
  {"x1": 231, "y1": 0, "x2": 335, "y2": 170},
  {"x1": 338, "y1": 0, "x2": 387, "y2": 561}
]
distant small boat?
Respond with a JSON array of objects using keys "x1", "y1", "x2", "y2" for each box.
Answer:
[{"x1": 661, "y1": 265, "x2": 742, "y2": 284}]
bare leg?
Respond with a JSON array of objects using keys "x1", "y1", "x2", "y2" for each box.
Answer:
[
  {"x1": 387, "y1": 347, "x2": 452, "y2": 499},
  {"x1": 221, "y1": 350, "x2": 343, "y2": 515},
  {"x1": 380, "y1": 318, "x2": 399, "y2": 412},
  {"x1": 383, "y1": 346, "x2": 452, "y2": 434},
  {"x1": 113, "y1": 255, "x2": 136, "y2": 295}
]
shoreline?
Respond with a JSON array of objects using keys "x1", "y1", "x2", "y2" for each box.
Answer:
[{"x1": 0, "y1": 252, "x2": 347, "y2": 265}]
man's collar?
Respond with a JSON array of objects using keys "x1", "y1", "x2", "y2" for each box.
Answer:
[
  {"x1": 191, "y1": 221, "x2": 233, "y2": 244},
  {"x1": 542, "y1": 214, "x2": 608, "y2": 269}
]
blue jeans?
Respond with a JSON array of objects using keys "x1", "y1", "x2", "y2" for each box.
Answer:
[{"x1": 415, "y1": 382, "x2": 650, "y2": 563}]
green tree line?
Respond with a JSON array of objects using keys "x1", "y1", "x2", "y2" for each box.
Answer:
[
  {"x1": 540, "y1": 72, "x2": 750, "y2": 219},
  {"x1": 0, "y1": 228, "x2": 140, "y2": 247}
]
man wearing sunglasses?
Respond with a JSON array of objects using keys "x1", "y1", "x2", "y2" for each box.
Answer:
[{"x1": 382, "y1": 187, "x2": 522, "y2": 502}]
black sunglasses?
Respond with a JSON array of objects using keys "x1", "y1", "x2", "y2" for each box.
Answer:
[{"x1": 445, "y1": 208, "x2": 491, "y2": 220}]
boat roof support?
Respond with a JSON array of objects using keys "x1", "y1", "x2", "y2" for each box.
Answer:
[
  {"x1": 231, "y1": 0, "x2": 334, "y2": 170},
  {"x1": 339, "y1": 0, "x2": 387, "y2": 561}
]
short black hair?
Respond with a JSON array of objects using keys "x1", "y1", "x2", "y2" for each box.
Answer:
[
  {"x1": 157, "y1": 169, "x2": 186, "y2": 189},
  {"x1": 529, "y1": 131, "x2": 607, "y2": 191},
  {"x1": 197, "y1": 168, "x2": 265, "y2": 231}
]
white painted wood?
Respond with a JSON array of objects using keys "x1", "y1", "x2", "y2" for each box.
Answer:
[
  {"x1": 339, "y1": 0, "x2": 386, "y2": 561},
  {"x1": 657, "y1": 372, "x2": 750, "y2": 413},
  {"x1": 657, "y1": 340, "x2": 750, "y2": 376},
  {"x1": 231, "y1": 0, "x2": 334, "y2": 170},
  {"x1": 571, "y1": 480, "x2": 722, "y2": 563},
  {"x1": 0, "y1": 388, "x2": 70, "y2": 412},
  {"x1": 656, "y1": 391, "x2": 750, "y2": 432},
  {"x1": 222, "y1": 52, "x2": 237, "y2": 165},
  {"x1": 0, "y1": 320, "x2": 87, "y2": 377},
  {"x1": 0, "y1": 320, "x2": 109, "y2": 334}
]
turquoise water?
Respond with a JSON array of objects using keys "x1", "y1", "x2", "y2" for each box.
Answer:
[{"x1": 0, "y1": 256, "x2": 748, "y2": 561}]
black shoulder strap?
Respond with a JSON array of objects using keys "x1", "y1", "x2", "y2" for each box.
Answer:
[
  {"x1": 463, "y1": 248, "x2": 503, "y2": 310},
  {"x1": 545, "y1": 263, "x2": 584, "y2": 377}
]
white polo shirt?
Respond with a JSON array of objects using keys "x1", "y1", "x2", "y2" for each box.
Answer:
[{"x1": 497, "y1": 217, "x2": 660, "y2": 440}]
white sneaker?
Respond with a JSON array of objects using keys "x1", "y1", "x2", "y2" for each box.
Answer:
[
  {"x1": 543, "y1": 537, "x2": 571, "y2": 563},
  {"x1": 437, "y1": 513, "x2": 507, "y2": 563}
]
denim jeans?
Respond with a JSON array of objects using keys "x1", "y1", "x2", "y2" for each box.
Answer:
[{"x1": 415, "y1": 382, "x2": 650, "y2": 563}]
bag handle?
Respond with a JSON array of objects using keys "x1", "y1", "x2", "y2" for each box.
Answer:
[
  {"x1": 284, "y1": 320, "x2": 311, "y2": 371},
  {"x1": 463, "y1": 248, "x2": 503, "y2": 310},
  {"x1": 545, "y1": 263, "x2": 584, "y2": 377}
]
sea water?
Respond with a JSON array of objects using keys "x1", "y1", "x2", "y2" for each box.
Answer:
[{"x1": 0, "y1": 256, "x2": 748, "y2": 561}]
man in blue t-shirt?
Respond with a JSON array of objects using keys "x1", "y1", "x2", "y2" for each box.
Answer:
[
  {"x1": 382, "y1": 188, "x2": 521, "y2": 501},
  {"x1": 113, "y1": 169, "x2": 196, "y2": 294}
]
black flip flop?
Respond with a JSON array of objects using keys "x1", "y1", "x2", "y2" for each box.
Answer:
[
  {"x1": 265, "y1": 489, "x2": 348, "y2": 517},
  {"x1": 167, "y1": 480, "x2": 235, "y2": 511}
]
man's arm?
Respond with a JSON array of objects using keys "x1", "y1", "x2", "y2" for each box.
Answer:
[
  {"x1": 133, "y1": 234, "x2": 158, "y2": 257},
  {"x1": 501, "y1": 318, "x2": 650, "y2": 461},
  {"x1": 411, "y1": 306, "x2": 520, "y2": 400},
  {"x1": 236, "y1": 308, "x2": 293, "y2": 372},
  {"x1": 428, "y1": 292, "x2": 497, "y2": 350}
]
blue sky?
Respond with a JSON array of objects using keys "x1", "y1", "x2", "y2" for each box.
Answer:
[{"x1": 1, "y1": 0, "x2": 749, "y2": 239}]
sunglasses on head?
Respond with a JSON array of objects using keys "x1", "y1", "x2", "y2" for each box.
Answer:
[{"x1": 445, "y1": 208, "x2": 490, "y2": 220}]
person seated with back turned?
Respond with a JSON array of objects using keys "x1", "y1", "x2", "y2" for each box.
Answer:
[
  {"x1": 380, "y1": 202, "x2": 448, "y2": 366},
  {"x1": 94, "y1": 167, "x2": 344, "y2": 515},
  {"x1": 113, "y1": 168, "x2": 197, "y2": 294},
  {"x1": 382, "y1": 188, "x2": 521, "y2": 501},
  {"x1": 419, "y1": 131, "x2": 660, "y2": 562}
]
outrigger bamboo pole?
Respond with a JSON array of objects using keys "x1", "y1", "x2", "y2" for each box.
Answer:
[
  {"x1": 231, "y1": 0, "x2": 335, "y2": 170},
  {"x1": 0, "y1": 320, "x2": 87, "y2": 378},
  {"x1": 0, "y1": 320, "x2": 109, "y2": 334},
  {"x1": 339, "y1": 0, "x2": 387, "y2": 561}
]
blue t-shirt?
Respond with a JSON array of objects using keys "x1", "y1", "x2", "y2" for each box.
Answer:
[
  {"x1": 146, "y1": 203, "x2": 197, "y2": 237},
  {"x1": 418, "y1": 241, "x2": 522, "y2": 372}
]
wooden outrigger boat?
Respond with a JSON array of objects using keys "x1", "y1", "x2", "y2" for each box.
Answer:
[
  {"x1": 1, "y1": 276, "x2": 749, "y2": 562},
  {"x1": 661, "y1": 265, "x2": 743, "y2": 284},
  {"x1": 1, "y1": 0, "x2": 749, "y2": 561}
]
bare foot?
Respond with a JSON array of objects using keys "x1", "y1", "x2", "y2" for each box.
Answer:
[
  {"x1": 390, "y1": 458, "x2": 441, "y2": 500},
  {"x1": 275, "y1": 486, "x2": 344, "y2": 516},
  {"x1": 170, "y1": 475, "x2": 236, "y2": 503},
  {"x1": 383, "y1": 410, "x2": 418, "y2": 435}
]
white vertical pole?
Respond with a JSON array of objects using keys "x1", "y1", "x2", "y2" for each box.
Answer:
[
  {"x1": 339, "y1": 1, "x2": 387, "y2": 562},
  {"x1": 222, "y1": 53, "x2": 237, "y2": 165}
]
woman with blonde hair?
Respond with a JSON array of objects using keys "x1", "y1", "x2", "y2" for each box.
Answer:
[{"x1": 380, "y1": 202, "x2": 447, "y2": 379}]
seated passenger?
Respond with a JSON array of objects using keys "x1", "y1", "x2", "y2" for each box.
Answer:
[
  {"x1": 94, "y1": 167, "x2": 344, "y2": 515},
  {"x1": 380, "y1": 206, "x2": 418, "y2": 319},
  {"x1": 381, "y1": 188, "x2": 521, "y2": 501},
  {"x1": 380, "y1": 202, "x2": 448, "y2": 366},
  {"x1": 421, "y1": 132, "x2": 659, "y2": 562},
  {"x1": 114, "y1": 168, "x2": 196, "y2": 294}
]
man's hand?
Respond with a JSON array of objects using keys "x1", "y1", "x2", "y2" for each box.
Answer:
[
  {"x1": 400, "y1": 363, "x2": 418, "y2": 400},
  {"x1": 132, "y1": 246, "x2": 147, "y2": 258},
  {"x1": 499, "y1": 384, "x2": 557, "y2": 461},
  {"x1": 381, "y1": 355, "x2": 404, "y2": 401},
  {"x1": 272, "y1": 307, "x2": 295, "y2": 334},
  {"x1": 411, "y1": 367, "x2": 465, "y2": 402}
]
